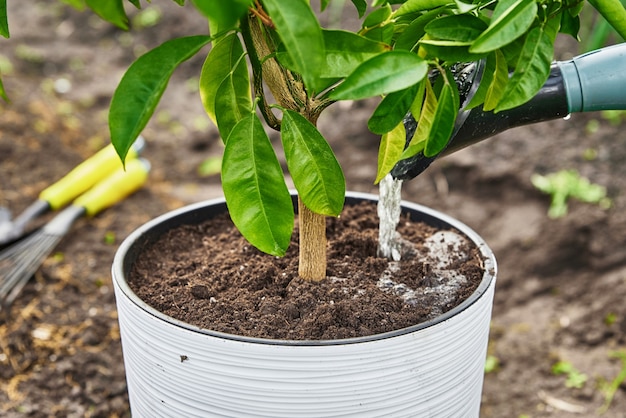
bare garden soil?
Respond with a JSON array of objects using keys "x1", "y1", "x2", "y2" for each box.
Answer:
[{"x1": 1, "y1": 1, "x2": 626, "y2": 417}]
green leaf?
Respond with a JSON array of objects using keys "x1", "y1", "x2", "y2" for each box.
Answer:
[
  {"x1": 376, "y1": 122, "x2": 406, "y2": 183},
  {"x1": 409, "y1": 79, "x2": 426, "y2": 119},
  {"x1": 0, "y1": 0, "x2": 8, "y2": 38},
  {"x1": 363, "y1": 4, "x2": 392, "y2": 28},
  {"x1": 424, "y1": 14, "x2": 487, "y2": 42},
  {"x1": 191, "y1": 0, "x2": 252, "y2": 31},
  {"x1": 61, "y1": 0, "x2": 86, "y2": 9},
  {"x1": 464, "y1": 54, "x2": 493, "y2": 110},
  {"x1": 401, "y1": 79, "x2": 437, "y2": 159},
  {"x1": 495, "y1": 26, "x2": 554, "y2": 112},
  {"x1": 483, "y1": 49, "x2": 509, "y2": 111},
  {"x1": 330, "y1": 51, "x2": 428, "y2": 100},
  {"x1": 588, "y1": 0, "x2": 626, "y2": 40},
  {"x1": 319, "y1": 30, "x2": 388, "y2": 78},
  {"x1": 361, "y1": 4, "x2": 394, "y2": 43},
  {"x1": 470, "y1": 0, "x2": 538, "y2": 54},
  {"x1": 280, "y1": 110, "x2": 345, "y2": 216},
  {"x1": 393, "y1": 0, "x2": 453, "y2": 16},
  {"x1": 424, "y1": 74, "x2": 459, "y2": 157},
  {"x1": 560, "y1": 10, "x2": 580, "y2": 40},
  {"x1": 262, "y1": 0, "x2": 324, "y2": 92},
  {"x1": 200, "y1": 33, "x2": 245, "y2": 126},
  {"x1": 351, "y1": 0, "x2": 368, "y2": 17},
  {"x1": 85, "y1": 0, "x2": 129, "y2": 30},
  {"x1": 127, "y1": 0, "x2": 141, "y2": 8},
  {"x1": 110, "y1": 35, "x2": 212, "y2": 161},
  {"x1": 419, "y1": 39, "x2": 487, "y2": 62},
  {"x1": 214, "y1": 65, "x2": 252, "y2": 141},
  {"x1": 368, "y1": 83, "x2": 420, "y2": 135},
  {"x1": 222, "y1": 113, "x2": 293, "y2": 256},
  {"x1": 394, "y1": 7, "x2": 444, "y2": 50},
  {"x1": 0, "y1": 75, "x2": 8, "y2": 102}
]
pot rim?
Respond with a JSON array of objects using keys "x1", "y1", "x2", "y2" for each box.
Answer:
[{"x1": 112, "y1": 191, "x2": 497, "y2": 346}]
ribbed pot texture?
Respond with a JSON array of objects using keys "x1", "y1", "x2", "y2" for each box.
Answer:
[{"x1": 112, "y1": 192, "x2": 497, "y2": 417}]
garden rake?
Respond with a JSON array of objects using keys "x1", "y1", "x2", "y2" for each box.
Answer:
[
  {"x1": 0, "y1": 158, "x2": 150, "y2": 314},
  {"x1": 0, "y1": 136, "x2": 145, "y2": 246}
]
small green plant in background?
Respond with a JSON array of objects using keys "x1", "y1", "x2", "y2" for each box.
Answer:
[
  {"x1": 586, "y1": 109, "x2": 626, "y2": 133},
  {"x1": 484, "y1": 354, "x2": 500, "y2": 373},
  {"x1": 604, "y1": 312, "x2": 618, "y2": 326},
  {"x1": 552, "y1": 360, "x2": 588, "y2": 389},
  {"x1": 598, "y1": 350, "x2": 626, "y2": 414},
  {"x1": 531, "y1": 169, "x2": 611, "y2": 218}
]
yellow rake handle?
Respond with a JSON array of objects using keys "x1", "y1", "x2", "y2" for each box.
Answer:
[
  {"x1": 72, "y1": 158, "x2": 150, "y2": 216},
  {"x1": 38, "y1": 140, "x2": 142, "y2": 210}
]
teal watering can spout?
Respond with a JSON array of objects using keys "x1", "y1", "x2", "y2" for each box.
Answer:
[
  {"x1": 560, "y1": 43, "x2": 626, "y2": 113},
  {"x1": 391, "y1": 43, "x2": 626, "y2": 181}
]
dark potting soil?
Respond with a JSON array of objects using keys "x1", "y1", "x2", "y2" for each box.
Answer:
[{"x1": 129, "y1": 201, "x2": 485, "y2": 340}]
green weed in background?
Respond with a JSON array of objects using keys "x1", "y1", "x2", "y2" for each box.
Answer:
[
  {"x1": 484, "y1": 355, "x2": 500, "y2": 373},
  {"x1": 531, "y1": 169, "x2": 611, "y2": 218},
  {"x1": 598, "y1": 350, "x2": 626, "y2": 414},
  {"x1": 552, "y1": 360, "x2": 588, "y2": 389}
]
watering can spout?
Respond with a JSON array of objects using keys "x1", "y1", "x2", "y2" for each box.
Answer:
[{"x1": 391, "y1": 43, "x2": 626, "y2": 181}]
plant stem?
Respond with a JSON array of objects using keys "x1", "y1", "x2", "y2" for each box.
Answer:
[{"x1": 298, "y1": 196, "x2": 326, "y2": 281}]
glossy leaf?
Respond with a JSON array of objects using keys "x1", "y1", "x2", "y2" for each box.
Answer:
[
  {"x1": 262, "y1": 0, "x2": 324, "y2": 91},
  {"x1": 495, "y1": 26, "x2": 554, "y2": 111},
  {"x1": 280, "y1": 110, "x2": 345, "y2": 216},
  {"x1": 363, "y1": 4, "x2": 392, "y2": 28},
  {"x1": 470, "y1": 0, "x2": 538, "y2": 54},
  {"x1": 483, "y1": 49, "x2": 509, "y2": 111},
  {"x1": 0, "y1": 0, "x2": 8, "y2": 38},
  {"x1": 464, "y1": 52, "x2": 494, "y2": 110},
  {"x1": 85, "y1": 0, "x2": 129, "y2": 30},
  {"x1": 368, "y1": 83, "x2": 420, "y2": 135},
  {"x1": 394, "y1": 0, "x2": 453, "y2": 16},
  {"x1": 424, "y1": 74, "x2": 459, "y2": 157},
  {"x1": 420, "y1": 39, "x2": 487, "y2": 62},
  {"x1": 110, "y1": 35, "x2": 211, "y2": 161},
  {"x1": 214, "y1": 65, "x2": 252, "y2": 141},
  {"x1": 222, "y1": 113, "x2": 293, "y2": 257},
  {"x1": 409, "y1": 79, "x2": 426, "y2": 118},
  {"x1": 319, "y1": 30, "x2": 388, "y2": 78},
  {"x1": 560, "y1": 10, "x2": 580, "y2": 40},
  {"x1": 401, "y1": 80, "x2": 437, "y2": 159},
  {"x1": 394, "y1": 8, "x2": 444, "y2": 51},
  {"x1": 351, "y1": 0, "x2": 368, "y2": 17},
  {"x1": 330, "y1": 51, "x2": 427, "y2": 100},
  {"x1": 588, "y1": 0, "x2": 626, "y2": 40},
  {"x1": 376, "y1": 122, "x2": 406, "y2": 183},
  {"x1": 425, "y1": 14, "x2": 487, "y2": 42},
  {"x1": 200, "y1": 34, "x2": 246, "y2": 126},
  {"x1": 191, "y1": 0, "x2": 252, "y2": 31},
  {"x1": 361, "y1": 4, "x2": 394, "y2": 43}
]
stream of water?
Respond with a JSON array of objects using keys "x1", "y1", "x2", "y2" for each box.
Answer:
[{"x1": 377, "y1": 173, "x2": 403, "y2": 261}]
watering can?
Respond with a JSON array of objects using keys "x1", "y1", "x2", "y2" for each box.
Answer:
[{"x1": 391, "y1": 43, "x2": 626, "y2": 180}]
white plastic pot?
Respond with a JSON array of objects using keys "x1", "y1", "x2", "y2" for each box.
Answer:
[{"x1": 112, "y1": 192, "x2": 497, "y2": 417}]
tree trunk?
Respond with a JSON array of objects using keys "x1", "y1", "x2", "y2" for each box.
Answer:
[{"x1": 298, "y1": 196, "x2": 326, "y2": 281}]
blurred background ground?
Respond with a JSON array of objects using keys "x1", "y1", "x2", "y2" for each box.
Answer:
[{"x1": 1, "y1": 1, "x2": 626, "y2": 417}]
